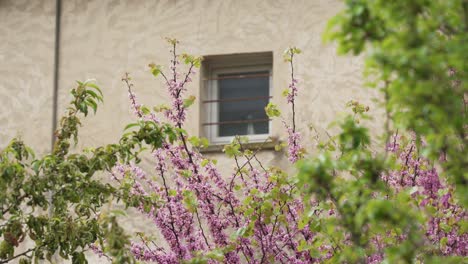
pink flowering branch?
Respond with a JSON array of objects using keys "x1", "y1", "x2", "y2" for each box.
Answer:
[
  {"x1": 110, "y1": 40, "x2": 324, "y2": 263},
  {"x1": 283, "y1": 47, "x2": 303, "y2": 163},
  {"x1": 122, "y1": 73, "x2": 143, "y2": 119},
  {"x1": 385, "y1": 133, "x2": 467, "y2": 256}
]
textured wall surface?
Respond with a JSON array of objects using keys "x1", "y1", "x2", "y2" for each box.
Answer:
[
  {"x1": 55, "y1": 0, "x2": 381, "y2": 173},
  {"x1": 0, "y1": 0, "x2": 381, "y2": 160},
  {"x1": 56, "y1": 0, "x2": 380, "y2": 150},
  {"x1": 0, "y1": 0, "x2": 55, "y2": 154},
  {"x1": 1, "y1": 0, "x2": 383, "y2": 263}
]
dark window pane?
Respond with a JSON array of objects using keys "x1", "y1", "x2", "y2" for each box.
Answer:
[{"x1": 218, "y1": 71, "x2": 269, "y2": 137}]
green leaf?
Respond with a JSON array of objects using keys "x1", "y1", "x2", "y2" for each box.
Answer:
[
  {"x1": 201, "y1": 159, "x2": 209, "y2": 167},
  {"x1": 440, "y1": 237, "x2": 448, "y2": 248},
  {"x1": 86, "y1": 98, "x2": 98, "y2": 114},
  {"x1": 124, "y1": 123, "x2": 140, "y2": 131},
  {"x1": 200, "y1": 137, "x2": 209, "y2": 148},
  {"x1": 223, "y1": 143, "x2": 241, "y2": 157},
  {"x1": 265, "y1": 102, "x2": 281, "y2": 118},
  {"x1": 181, "y1": 170, "x2": 192, "y2": 178},
  {"x1": 149, "y1": 63, "x2": 162, "y2": 77},
  {"x1": 71, "y1": 251, "x2": 87, "y2": 264},
  {"x1": 85, "y1": 89, "x2": 103, "y2": 102},
  {"x1": 188, "y1": 136, "x2": 201, "y2": 147},
  {"x1": 79, "y1": 102, "x2": 88, "y2": 116},
  {"x1": 86, "y1": 82, "x2": 103, "y2": 97},
  {"x1": 183, "y1": 95, "x2": 196, "y2": 108},
  {"x1": 141, "y1": 106, "x2": 151, "y2": 115}
]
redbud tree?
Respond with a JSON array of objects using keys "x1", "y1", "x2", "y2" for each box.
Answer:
[
  {"x1": 105, "y1": 40, "x2": 316, "y2": 263},
  {"x1": 89, "y1": 35, "x2": 464, "y2": 263}
]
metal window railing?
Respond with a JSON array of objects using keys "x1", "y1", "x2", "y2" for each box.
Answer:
[
  {"x1": 202, "y1": 118, "x2": 271, "y2": 126},
  {"x1": 202, "y1": 73, "x2": 271, "y2": 81},
  {"x1": 202, "y1": 96, "x2": 272, "y2": 104},
  {"x1": 203, "y1": 73, "x2": 272, "y2": 134}
]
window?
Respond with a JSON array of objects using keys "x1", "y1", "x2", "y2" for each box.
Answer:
[{"x1": 202, "y1": 52, "x2": 273, "y2": 144}]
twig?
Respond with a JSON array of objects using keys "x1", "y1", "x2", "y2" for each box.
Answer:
[
  {"x1": 0, "y1": 248, "x2": 34, "y2": 264},
  {"x1": 194, "y1": 208, "x2": 211, "y2": 249}
]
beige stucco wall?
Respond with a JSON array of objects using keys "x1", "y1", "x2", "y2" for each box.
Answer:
[
  {"x1": 55, "y1": 0, "x2": 379, "y2": 169},
  {"x1": 0, "y1": 0, "x2": 56, "y2": 154},
  {"x1": 0, "y1": 0, "x2": 380, "y2": 154},
  {"x1": 1, "y1": 0, "x2": 383, "y2": 263}
]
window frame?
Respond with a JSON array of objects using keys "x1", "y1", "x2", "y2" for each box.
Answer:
[{"x1": 204, "y1": 64, "x2": 273, "y2": 145}]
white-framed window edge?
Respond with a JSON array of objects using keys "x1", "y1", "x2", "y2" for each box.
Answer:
[{"x1": 204, "y1": 64, "x2": 273, "y2": 145}]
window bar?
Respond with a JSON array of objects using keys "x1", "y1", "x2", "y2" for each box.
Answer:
[
  {"x1": 202, "y1": 73, "x2": 271, "y2": 81},
  {"x1": 202, "y1": 118, "x2": 271, "y2": 126},
  {"x1": 203, "y1": 96, "x2": 272, "y2": 104}
]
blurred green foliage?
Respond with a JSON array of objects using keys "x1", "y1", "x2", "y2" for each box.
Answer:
[{"x1": 324, "y1": 0, "x2": 467, "y2": 205}]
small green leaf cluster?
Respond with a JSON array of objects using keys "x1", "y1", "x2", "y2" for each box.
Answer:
[
  {"x1": 264, "y1": 102, "x2": 281, "y2": 118},
  {"x1": 188, "y1": 136, "x2": 209, "y2": 149},
  {"x1": 148, "y1": 63, "x2": 162, "y2": 78},
  {"x1": 181, "y1": 54, "x2": 203, "y2": 68},
  {"x1": 283, "y1": 47, "x2": 302, "y2": 62},
  {"x1": 71, "y1": 80, "x2": 103, "y2": 117}
]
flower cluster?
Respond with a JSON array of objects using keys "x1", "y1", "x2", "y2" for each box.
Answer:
[
  {"x1": 285, "y1": 125, "x2": 301, "y2": 163},
  {"x1": 287, "y1": 78, "x2": 299, "y2": 104},
  {"x1": 385, "y1": 134, "x2": 467, "y2": 256},
  {"x1": 283, "y1": 48, "x2": 303, "y2": 163},
  {"x1": 122, "y1": 73, "x2": 143, "y2": 118}
]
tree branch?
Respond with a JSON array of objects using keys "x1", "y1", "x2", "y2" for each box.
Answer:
[{"x1": 0, "y1": 248, "x2": 34, "y2": 264}]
